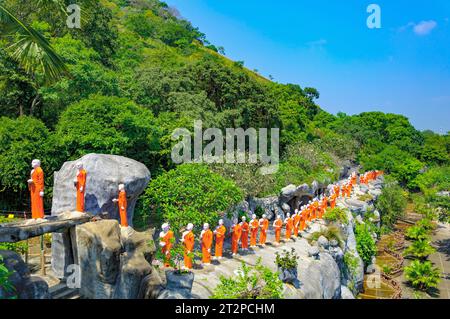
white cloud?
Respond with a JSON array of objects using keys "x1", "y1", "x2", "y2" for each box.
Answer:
[
  {"x1": 397, "y1": 20, "x2": 437, "y2": 36},
  {"x1": 413, "y1": 20, "x2": 437, "y2": 36}
]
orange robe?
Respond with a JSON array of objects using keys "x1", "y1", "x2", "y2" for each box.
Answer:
[
  {"x1": 183, "y1": 231, "x2": 195, "y2": 269},
  {"x1": 201, "y1": 229, "x2": 213, "y2": 264},
  {"x1": 259, "y1": 218, "x2": 269, "y2": 245},
  {"x1": 231, "y1": 224, "x2": 242, "y2": 254},
  {"x1": 29, "y1": 167, "x2": 44, "y2": 219},
  {"x1": 274, "y1": 219, "x2": 283, "y2": 243},
  {"x1": 76, "y1": 169, "x2": 87, "y2": 212},
  {"x1": 293, "y1": 214, "x2": 300, "y2": 236},
  {"x1": 240, "y1": 222, "x2": 249, "y2": 249},
  {"x1": 285, "y1": 217, "x2": 293, "y2": 240},
  {"x1": 312, "y1": 202, "x2": 319, "y2": 220},
  {"x1": 118, "y1": 190, "x2": 128, "y2": 227},
  {"x1": 300, "y1": 211, "x2": 307, "y2": 231},
  {"x1": 249, "y1": 219, "x2": 259, "y2": 246},
  {"x1": 215, "y1": 225, "x2": 226, "y2": 258},
  {"x1": 161, "y1": 230, "x2": 174, "y2": 267}
]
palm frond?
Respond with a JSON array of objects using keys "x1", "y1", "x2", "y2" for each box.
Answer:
[{"x1": 0, "y1": 4, "x2": 69, "y2": 83}]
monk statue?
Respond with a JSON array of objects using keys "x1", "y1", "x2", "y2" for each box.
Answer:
[
  {"x1": 240, "y1": 216, "x2": 249, "y2": 251},
  {"x1": 159, "y1": 223, "x2": 174, "y2": 267},
  {"x1": 200, "y1": 223, "x2": 213, "y2": 266},
  {"x1": 182, "y1": 223, "x2": 195, "y2": 270},
  {"x1": 213, "y1": 219, "x2": 226, "y2": 260},
  {"x1": 112, "y1": 184, "x2": 128, "y2": 227},
  {"x1": 73, "y1": 162, "x2": 87, "y2": 212},
  {"x1": 273, "y1": 215, "x2": 283, "y2": 246},
  {"x1": 231, "y1": 218, "x2": 242, "y2": 256},
  {"x1": 27, "y1": 159, "x2": 45, "y2": 219},
  {"x1": 259, "y1": 214, "x2": 269, "y2": 246},
  {"x1": 249, "y1": 214, "x2": 259, "y2": 248}
]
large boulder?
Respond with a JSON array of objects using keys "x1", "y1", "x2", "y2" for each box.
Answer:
[
  {"x1": 299, "y1": 253, "x2": 341, "y2": 299},
  {"x1": 51, "y1": 153, "x2": 151, "y2": 225},
  {"x1": 0, "y1": 250, "x2": 50, "y2": 299},
  {"x1": 248, "y1": 196, "x2": 280, "y2": 220},
  {"x1": 75, "y1": 219, "x2": 155, "y2": 299},
  {"x1": 76, "y1": 220, "x2": 122, "y2": 299}
]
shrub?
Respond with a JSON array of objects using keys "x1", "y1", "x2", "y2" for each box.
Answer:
[
  {"x1": 210, "y1": 258, "x2": 283, "y2": 299},
  {"x1": 142, "y1": 164, "x2": 243, "y2": 233},
  {"x1": 355, "y1": 224, "x2": 377, "y2": 266},
  {"x1": 405, "y1": 225, "x2": 431, "y2": 241},
  {"x1": 275, "y1": 248, "x2": 299, "y2": 269},
  {"x1": 343, "y1": 251, "x2": 360, "y2": 293},
  {"x1": 404, "y1": 239, "x2": 436, "y2": 260},
  {"x1": 0, "y1": 256, "x2": 15, "y2": 298},
  {"x1": 375, "y1": 180, "x2": 407, "y2": 230},
  {"x1": 416, "y1": 218, "x2": 436, "y2": 232},
  {"x1": 309, "y1": 225, "x2": 344, "y2": 247},
  {"x1": 404, "y1": 260, "x2": 441, "y2": 291},
  {"x1": 324, "y1": 207, "x2": 349, "y2": 225},
  {"x1": 0, "y1": 242, "x2": 28, "y2": 255}
]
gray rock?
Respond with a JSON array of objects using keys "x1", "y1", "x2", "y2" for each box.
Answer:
[
  {"x1": 281, "y1": 203, "x2": 291, "y2": 213},
  {"x1": 373, "y1": 210, "x2": 381, "y2": 221},
  {"x1": 113, "y1": 250, "x2": 152, "y2": 299},
  {"x1": 341, "y1": 285, "x2": 355, "y2": 299},
  {"x1": 366, "y1": 264, "x2": 376, "y2": 274},
  {"x1": 369, "y1": 189, "x2": 382, "y2": 197},
  {"x1": 318, "y1": 236, "x2": 329, "y2": 249},
  {"x1": 138, "y1": 269, "x2": 165, "y2": 299},
  {"x1": 248, "y1": 196, "x2": 279, "y2": 220},
  {"x1": 346, "y1": 198, "x2": 368, "y2": 214},
  {"x1": 0, "y1": 250, "x2": 50, "y2": 299},
  {"x1": 76, "y1": 220, "x2": 122, "y2": 299},
  {"x1": 278, "y1": 267, "x2": 298, "y2": 284},
  {"x1": 299, "y1": 253, "x2": 341, "y2": 299},
  {"x1": 20, "y1": 276, "x2": 51, "y2": 299},
  {"x1": 330, "y1": 239, "x2": 339, "y2": 247},
  {"x1": 359, "y1": 184, "x2": 369, "y2": 193},
  {"x1": 51, "y1": 153, "x2": 151, "y2": 225},
  {"x1": 308, "y1": 246, "x2": 320, "y2": 259}
]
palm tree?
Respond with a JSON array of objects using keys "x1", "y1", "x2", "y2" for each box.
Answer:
[{"x1": 0, "y1": 3, "x2": 69, "y2": 83}]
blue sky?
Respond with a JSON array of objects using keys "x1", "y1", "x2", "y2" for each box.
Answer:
[{"x1": 165, "y1": 0, "x2": 450, "y2": 133}]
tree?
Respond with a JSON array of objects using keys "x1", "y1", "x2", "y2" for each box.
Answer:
[
  {"x1": 0, "y1": 3, "x2": 68, "y2": 82},
  {"x1": 355, "y1": 224, "x2": 377, "y2": 266},
  {"x1": 141, "y1": 164, "x2": 243, "y2": 233},
  {"x1": 375, "y1": 179, "x2": 407, "y2": 229},
  {"x1": 0, "y1": 116, "x2": 50, "y2": 210},
  {"x1": 54, "y1": 95, "x2": 162, "y2": 172}
]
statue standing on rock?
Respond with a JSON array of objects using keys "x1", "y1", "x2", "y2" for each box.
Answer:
[
  {"x1": 74, "y1": 161, "x2": 87, "y2": 212},
  {"x1": 28, "y1": 159, "x2": 45, "y2": 219}
]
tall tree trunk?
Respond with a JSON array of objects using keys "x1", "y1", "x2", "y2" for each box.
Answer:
[{"x1": 30, "y1": 94, "x2": 41, "y2": 116}]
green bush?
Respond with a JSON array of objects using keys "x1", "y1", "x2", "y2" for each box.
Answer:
[
  {"x1": 324, "y1": 207, "x2": 349, "y2": 225},
  {"x1": 210, "y1": 258, "x2": 283, "y2": 299},
  {"x1": 404, "y1": 239, "x2": 436, "y2": 260},
  {"x1": 405, "y1": 225, "x2": 432, "y2": 241},
  {"x1": 375, "y1": 180, "x2": 407, "y2": 230},
  {"x1": 142, "y1": 164, "x2": 243, "y2": 233},
  {"x1": 0, "y1": 256, "x2": 15, "y2": 298},
  {"x1": 343, "y1": 251, "x2": 360, "y2": 293},
  {"x1": 275, "y1": 248, "x2": 299, "y2": 269},
  {"x1": 355, "y1": 224, "x2": 377, "y2": 266},
  {"x1": 405, "y1": 260, "x2": 441, "y2": 291}
]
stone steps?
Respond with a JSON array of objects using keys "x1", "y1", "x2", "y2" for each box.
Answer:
[{"x1": 49, "y1": 282, "x2": 80, "y2": 299}]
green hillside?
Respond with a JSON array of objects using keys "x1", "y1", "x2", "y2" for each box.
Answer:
[{"x1": 0, "y1": 0, "x2": 448, "y2": 226}]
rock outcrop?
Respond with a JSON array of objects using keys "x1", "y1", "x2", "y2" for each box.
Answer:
[
  {"x1": 51, "y1": 154, "x2": 150, "y2": 278},
  {"x1": 0, "y1": 250, "x2": 50, "y2": 299},
  {"x1": 75, "y1": 220, "x2": 156, "y2": 299},
  {"x1": 51, "y1": 153, "x2": 151, "y2": 225}
]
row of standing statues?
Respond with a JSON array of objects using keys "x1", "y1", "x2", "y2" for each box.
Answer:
[
  {"x1": 24, "y1": 158, "x2": 382, "y2": 270},
  {"x1": 26, "y1": 159, "x2": 128, "y2": 226},
  {"x1": 159, "y1": 170, "x2": 384, "y2": 270}
]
